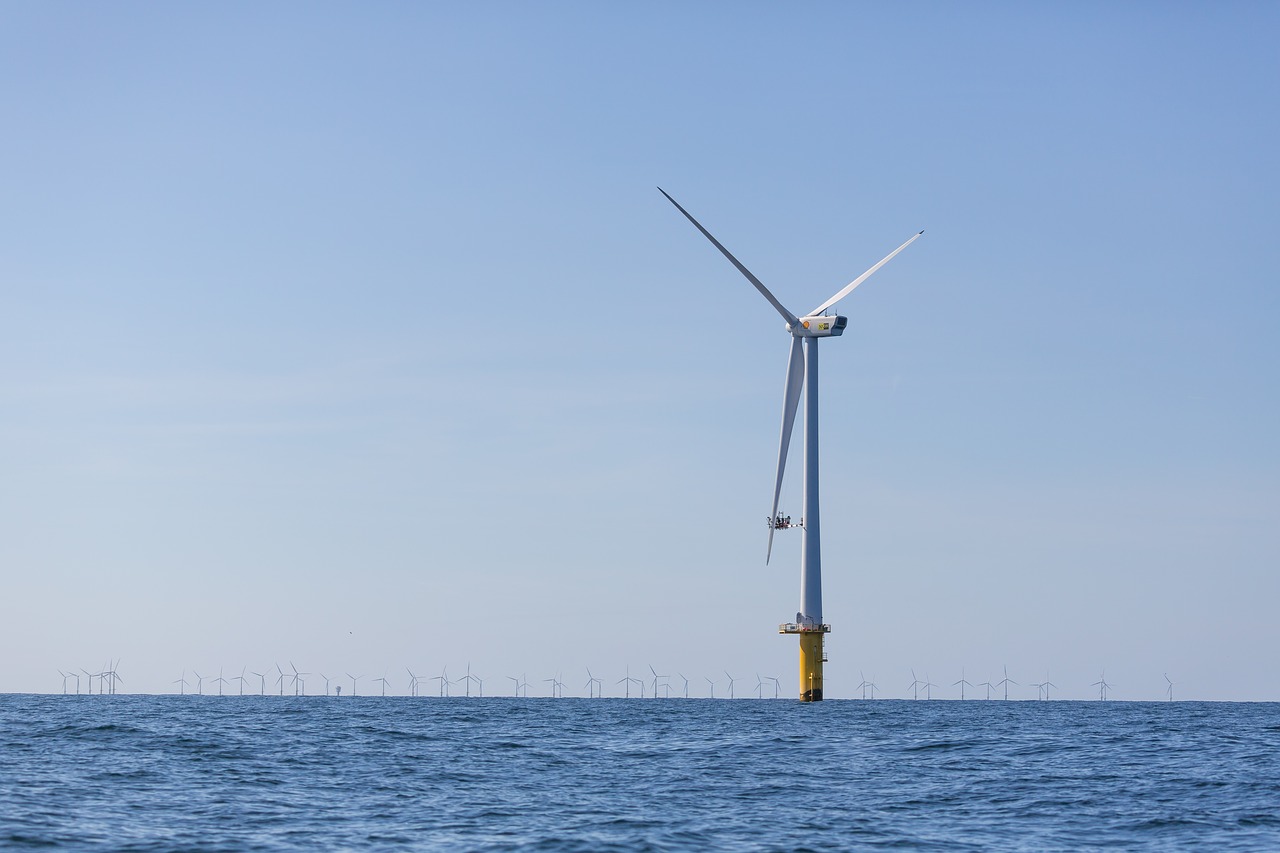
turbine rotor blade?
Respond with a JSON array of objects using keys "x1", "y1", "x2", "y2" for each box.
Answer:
[
  {"x1": 658, "y1": 188, "x2": 799, "y2": 327},
  {"x1": 809, "y1": 231, "x2": 924, "y2": 316},
  {"x1": 767, "y1": 336, "x2": 805, "y2": 564}
]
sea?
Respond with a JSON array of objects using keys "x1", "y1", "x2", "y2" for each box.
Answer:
[{"x1": 1, "y1": 695, "x2": 1278, "y2": 851}]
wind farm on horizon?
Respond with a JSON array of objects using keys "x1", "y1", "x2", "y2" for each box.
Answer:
[{"x1": 50, "y1": 662, "x2": 1178, "y2": 701}]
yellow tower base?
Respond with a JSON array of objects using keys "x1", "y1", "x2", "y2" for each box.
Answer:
[
  {"x1": 799, "y1": 633, "x2": 824, "y2": 701},
  {"x1": 780, "y1": 621, "x2": 830, "y2": 701}
]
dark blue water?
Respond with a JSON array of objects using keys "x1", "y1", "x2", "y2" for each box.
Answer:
[{"x1": 2, "y1": 696, "x2": 1278, "y2": 851}]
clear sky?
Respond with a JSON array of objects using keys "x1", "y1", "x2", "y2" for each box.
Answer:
[{"x1": 2, "y1": 4, "x2": 1277, "y2": 700}]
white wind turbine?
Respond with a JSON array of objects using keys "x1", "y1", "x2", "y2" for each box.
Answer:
[
  {"x1": 251, "y1": 670, "x2": 268, "y2": 696},
  {"x1": 661, "y1": 189, "x2": 922, "y2": 702}
]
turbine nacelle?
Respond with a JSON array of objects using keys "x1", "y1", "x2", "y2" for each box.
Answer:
[{"x1": 789, "y1": 315, "x2": 847, "y2": 338}]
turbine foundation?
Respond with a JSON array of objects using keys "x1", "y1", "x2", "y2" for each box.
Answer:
[{"x1": 780, "y1": 621, "x2": 830, "y2": 701}]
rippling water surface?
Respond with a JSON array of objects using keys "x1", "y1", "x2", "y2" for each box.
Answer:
[{"x1": 2, "y1": 696, "x2": 1278, "y2": 850}]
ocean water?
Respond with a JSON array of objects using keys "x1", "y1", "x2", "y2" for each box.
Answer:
[{"x1": 2, "y1": 696, "x2": 1278, "y2": 851}]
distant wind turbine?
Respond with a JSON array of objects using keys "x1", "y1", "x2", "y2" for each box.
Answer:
[
  {"x1": 251, "y1": 670, "x2": 267, "y2": 696},
  {"x1": 954, "y1": 669, "x2": 973, "y2": 700},
  {"x1": 290, "y1": 662, "x2": 308, "y2": 696},
  {"x1": 997, "y1": 666, "x2": 1016, "y2": 701},
  {"x1": 585, "y1": 668, "x2": 603, "y2": 698},
  {"x1": 1165, "y1": 673, "x2": 1174, "y2": 702},
  {"x1": 648, "y1": 665, "x2": 668, "y2": 699}
]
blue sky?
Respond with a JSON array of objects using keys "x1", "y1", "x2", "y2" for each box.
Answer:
[{"x1": 2, "y1": 4, "x2": 1277, "y2": 699}]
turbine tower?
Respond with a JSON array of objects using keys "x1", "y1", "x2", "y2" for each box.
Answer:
[{"x1": 661, "y1": 188, "x2": 922, "y2": 701}]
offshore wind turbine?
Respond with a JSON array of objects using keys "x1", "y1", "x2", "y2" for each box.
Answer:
[
  {"x1": 648, "y1": 665, "x2": 668, "y2": 699},
  {"x1": 1165, "y1": 673, "x2": 1174, "y2": 701},
  {"x1": 102, "y1": 661, "x2": 121, "y2": 695},
  {"x1": 289, "y1": 662, "x2": 308, "y2": 696},
  {"x1": 954, "y1": 669, "x2": 973, "y2": 700},
  {"x1": 997, "y1": 666, "x2": 1016, "y2": 701},
  {"x1": 662, "y1": 189, "x2": 922, "y2": 702}
]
